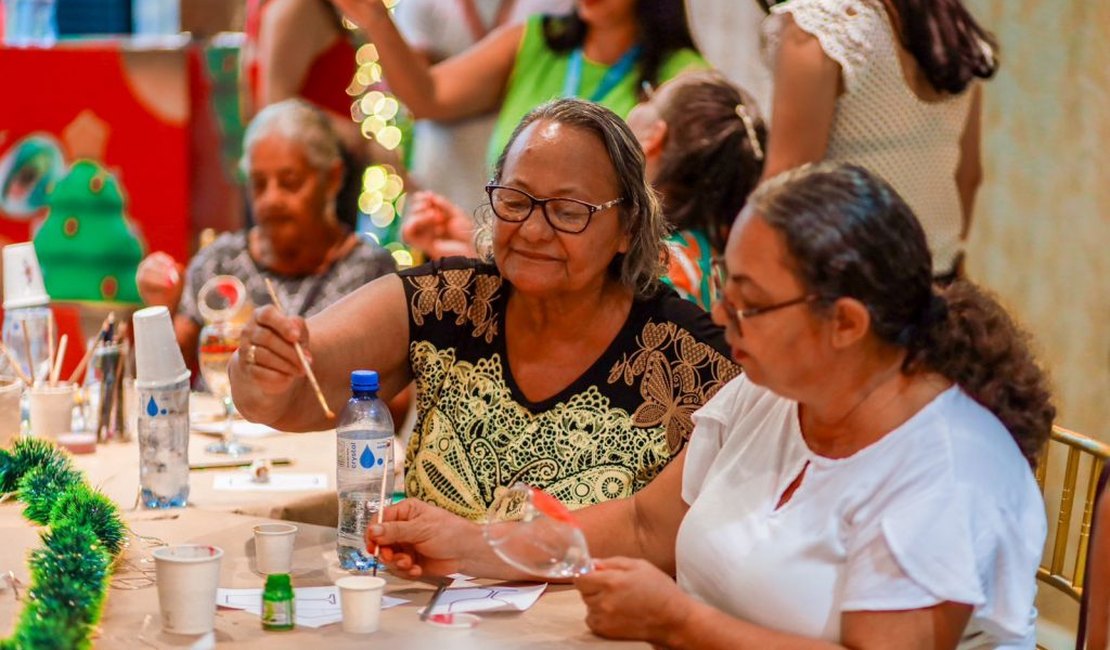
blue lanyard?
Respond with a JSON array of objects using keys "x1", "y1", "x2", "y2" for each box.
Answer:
[{"x1": 562, "y1": 45, "x2": 642, "y2": 102}]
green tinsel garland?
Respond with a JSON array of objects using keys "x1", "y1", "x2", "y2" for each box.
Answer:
[{"x1": 0, "y1": 438, "x2": 127, "y2": 650}]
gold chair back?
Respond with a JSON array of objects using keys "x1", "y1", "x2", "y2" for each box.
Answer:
[{"x1": 1036, "y1": 425, "x2": 1110, "y2": 603}]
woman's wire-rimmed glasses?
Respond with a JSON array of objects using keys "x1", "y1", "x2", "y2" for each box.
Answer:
[
  {"x1": 710, "y1": 257, "x2": 821, "y2": 327},
  {"x1": 485, "y1": 184, "x2": 623, "y2": 234}
]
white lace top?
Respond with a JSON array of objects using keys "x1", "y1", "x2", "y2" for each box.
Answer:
[{"x1": 765, "y1": 0, "x2": 975, "y2": 273}]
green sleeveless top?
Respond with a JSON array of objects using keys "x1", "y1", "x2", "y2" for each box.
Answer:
[{"x1": 488, "y1": 15, "x2": 707, "y2": 168}]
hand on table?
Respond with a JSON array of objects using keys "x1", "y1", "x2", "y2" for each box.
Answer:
[
  {"x1": 136, "y1": 251, "x2": 185, "y2": 309},
  {"x1": 575, "y1": 556, "x2": 693, "y2": 645},
  {"x1": 235, "y1": 305, "x2": 310, "y2": 395},
  {"x1": 401, "y1": 191, "x2": 477, "y2": 259},
  {"x1": 366, "y1": 498, "x2": 482, "y2": 579}
]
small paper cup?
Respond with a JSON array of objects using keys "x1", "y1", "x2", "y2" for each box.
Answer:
[
  {"x1": 336, "y1": 575, "x2": 386, "y2": 634},
  {"x1": 253, "y1": 523, "x2": 297, "y2": 575},
  {"x1": 153, "y1": 544, "x2": 224, "y2": 635},
  {"x1": 0, "y1": 376, "x2": 23, "y2": 445},
  {"x1": 27, "y1": 382, "x2": 75, "y2": 440}
]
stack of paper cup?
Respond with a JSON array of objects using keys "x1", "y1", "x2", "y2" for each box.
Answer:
[
  {"x1": 133, "y1": 307, "x2": 189, "y2": 388},
  {"x1": 2, "y1": 242, "x2": 50, "y2": 309}
]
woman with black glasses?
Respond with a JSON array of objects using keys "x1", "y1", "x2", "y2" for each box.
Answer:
[{"x1": 229, "y1": 99, "x2": 739, "y2": 520}]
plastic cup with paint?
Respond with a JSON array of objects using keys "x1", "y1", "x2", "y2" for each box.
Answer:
[
  {"x1": 336, "y1": 575, "x2": 386, "y2": 634},
  {"x1": 27, "y1": 381, "x2": 75, "y2": 439},
  {"x1": 153, "y1": 544, "x2": 224, "y2": 635},
  {"x1": 253, "y1": 523, "x2": 297, "y2": 575}
]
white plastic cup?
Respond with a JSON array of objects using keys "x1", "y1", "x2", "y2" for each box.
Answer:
[
  {"x1": 253, "y1": 523, "x2": 297, "y2": 575},
  {"x1": 336, "y1": 575, "x2": 386, "y2": 634},
  {"x1": 132, "y1": 306, "x2": 189, "y2": 389},
  {"x1": 27, "y1": 381, "x2": 75, "y2": 439},
  {"x1": 2, "y1": 242, "x2": 50, "y2": 309},
  {"x1": 0, "y1": 376, "x2": 23, "y2": 445},
  {"x1": 153, "y1": 544, "x2": 224, "y2": 635}
]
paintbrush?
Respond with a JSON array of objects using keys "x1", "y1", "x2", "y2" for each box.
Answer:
[{"x1": 262, "y1": 278, "x2": 334, "y2": 419}]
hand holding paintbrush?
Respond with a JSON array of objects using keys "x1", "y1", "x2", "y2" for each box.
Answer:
[{"x1": 261, "y1": 278, "x2": 335, "y2": 419}]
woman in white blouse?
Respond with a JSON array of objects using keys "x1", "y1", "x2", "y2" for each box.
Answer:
[
  {"x1": 366, "y1": 163, "x2": 1054, "y2": 648},
  {"x1": 761, "y1": 0, "x2": 996, "y2": 281}
]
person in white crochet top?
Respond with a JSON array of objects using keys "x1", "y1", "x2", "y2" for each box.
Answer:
[{"x1": 760, "y1": 0, "x2": 997, "y2": 281}]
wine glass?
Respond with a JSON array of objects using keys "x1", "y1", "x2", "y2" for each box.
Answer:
[
  {"x1": 198, "y1": 320, "x2": 253, "y2": 455},
  {"x1": 483, "y1": 483, "x2": 592, "y2": 579}
]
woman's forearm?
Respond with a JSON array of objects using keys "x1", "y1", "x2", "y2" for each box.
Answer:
[{"x1": 665, "y1": 599, "x2": 846, "y2": 650}]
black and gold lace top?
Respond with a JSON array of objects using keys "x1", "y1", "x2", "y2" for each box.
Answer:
[{"x1": 400, "y1": 258, "x2": 741, "y2": 520}]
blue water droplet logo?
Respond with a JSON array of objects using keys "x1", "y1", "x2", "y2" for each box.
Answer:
[
  {"x1": 359, "y1": 446, "x2": 376, "y2": 469},
  {"x1": 146, "y1": 396, "x2": 159, "y2": 417}
]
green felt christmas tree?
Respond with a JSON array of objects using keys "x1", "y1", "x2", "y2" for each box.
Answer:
[{"x1": 33, "y1": 160, "x2": 145, "y2": 304}]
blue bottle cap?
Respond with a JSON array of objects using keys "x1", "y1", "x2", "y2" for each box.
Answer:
[{"x1": 351, "y1": 370, "x2": 379, "y2": 392}]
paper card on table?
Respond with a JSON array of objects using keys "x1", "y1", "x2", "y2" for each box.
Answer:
[
  {"x1": 212, "y1": 472, "x2": 328, "y2": 492},
  {"x1": 193, "y1": 420, "x2": 281, "y2": 438},
  {"x1": 421, "y1": 584, "x2": 547, "y2": 616},
  {"x1": 216, "y1": 586, "x2": 407, "y2": 629}
]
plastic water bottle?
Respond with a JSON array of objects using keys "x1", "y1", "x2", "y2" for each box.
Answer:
[
  {"x1": 136, "y1": 375, "x2": 190, "y2": 507},
  {"x1": 132, "y1": 306, "x2": 190, "y2": 509},
  {"x1": 336, "y1": 370, "x2": 394, "y2": 572}
]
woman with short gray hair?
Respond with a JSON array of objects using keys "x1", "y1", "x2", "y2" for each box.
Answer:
[
  {"x1": 230, "y1": 98, "x2": 739, "y2": 520},
  {"x1": 136, "y1": 98, "x2": 396, "y2": 370}
]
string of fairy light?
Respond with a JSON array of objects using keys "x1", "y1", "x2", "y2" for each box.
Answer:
[{"x1": 342, "y1": 1, "x2": 414, "y2": 269}]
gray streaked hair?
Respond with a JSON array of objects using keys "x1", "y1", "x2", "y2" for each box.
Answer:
[
  {"x1": 476, "y1": 98, "x2": 668, "y2": 298},
  {"x1": 239, "y1": 99, "x2": 342, "y2": 177}
]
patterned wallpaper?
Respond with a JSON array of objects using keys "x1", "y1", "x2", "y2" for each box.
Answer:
[{"x1": 691, "y1": 0, "x2": 1109, "y2": 439}]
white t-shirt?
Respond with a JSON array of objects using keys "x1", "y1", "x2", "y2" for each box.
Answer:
[
  {"x1": 763, "y1": 0, "x2": 975, "y2": 274},
  {"x1": 676, "y1": 376, "x2": 1045, "y2": 649},
  {"x1": 395, "y1": 0, "x2": 573, "y2": 211}
]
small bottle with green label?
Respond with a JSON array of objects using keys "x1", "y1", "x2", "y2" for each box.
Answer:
[{"x1": 262, "y1": 573, "x2": 295, "y2": 631}]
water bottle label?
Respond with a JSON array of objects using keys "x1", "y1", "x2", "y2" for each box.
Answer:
[{"x1": 337, "y1": 438, "x2": 392, "y2": 473}]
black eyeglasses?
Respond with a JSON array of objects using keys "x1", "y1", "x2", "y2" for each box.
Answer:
[
  {"x1": 710, "y1": 257, "x2": 820, "y2": 326},
  {"x1": 485, "y1": 185, "x2": 623, "y2": 235}
]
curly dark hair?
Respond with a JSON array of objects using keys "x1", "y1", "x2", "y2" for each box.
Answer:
[
  {"x1": 750, "y1": 163, "x2": 1055, "y2": 467},
  {"x1": 542, "y1": 0, "x2": 699, "y2": 100},
  {"x1": 652, "y1": 70, "x2": 765, "y2": 252}
]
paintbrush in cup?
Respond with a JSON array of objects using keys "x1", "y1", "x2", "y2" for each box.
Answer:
[
  {"x1": 67, "y1": 313, "x2": 114, "y2": 384},
  {"x1": 0, "y1": 341, "x2": 32, "y2": 385},
  {"x1": 49, "y1": 335, "x2": 68, "y2": 386}
]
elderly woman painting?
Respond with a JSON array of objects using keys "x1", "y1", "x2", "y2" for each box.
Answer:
[
  {"x1": 364, "y1": 163, "x2": 1054, "y2": 648},
  {"x1": 230, "y1": 98, "x2": 739, "y2": 519},
  {"x1": 136, "y1": 99, "x2": 396, "y2": 368}
]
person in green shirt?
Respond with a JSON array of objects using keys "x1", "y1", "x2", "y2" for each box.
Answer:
[{"x1": 330, "y1": 0, "x2": 707, "y2": 171}]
